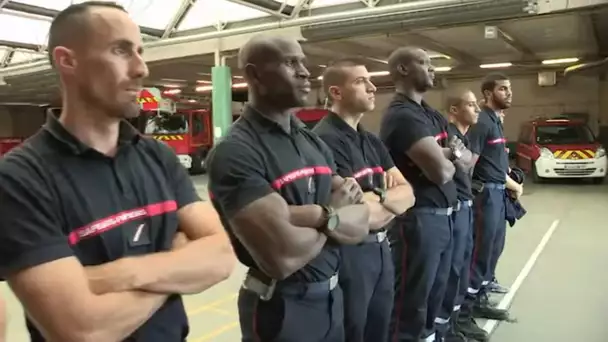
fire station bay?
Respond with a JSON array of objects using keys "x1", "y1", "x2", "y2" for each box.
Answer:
[{"x1": 1, "y1": 0, "x2": 608, "y2": 341}]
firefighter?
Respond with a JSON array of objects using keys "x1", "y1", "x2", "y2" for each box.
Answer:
[
  {"x1": 313, "y1": 58, "x2": 416, "y2": 342},
  {"x1": 435, "y1": 88, "x2": 484, "y2": 342},
  {"x1": 206, "y1": 35, "x2": 372, "y2": 342},
  {"x1": 0, "y1": 3, "x2": 235, "y2": 342},
  {"x1": 458, "y1": 73, "x2": 521, "y2": 338},
  {"x1": 380, "y1": 47, "x2": 470, "y2": 342}
]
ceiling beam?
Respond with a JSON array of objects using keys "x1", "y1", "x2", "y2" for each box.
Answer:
[
  {"x1": 162, "y1": 0, "x2": 196, "y2": 38},
  {"x1": 386, "y1": 33, "x2": 480, "y2": 66},
  {"x1": 0, "y1": 0, "x2": 10, "y2": 10},
  {"x1": 225, "y1": 0, "x2": 292, "y2": 18},
  {"x1": 495, "y1": 26, "x2": 539, "y2": 61},
  {"x1": 588, "y1": 12, "x2": 608, "y2": 57},
  {"x1": 0, "y1": 48, "x2": 14, "y2": 67}
]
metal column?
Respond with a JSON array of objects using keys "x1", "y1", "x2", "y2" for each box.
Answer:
[{"x1": 211, "y1": 50, "x2": 233, "y2": 143}]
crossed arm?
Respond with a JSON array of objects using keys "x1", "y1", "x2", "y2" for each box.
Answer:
[
  {"x1": 207, "y1": 140, "x2": 370, "y2": 280},
  {"x1": 0, "y1": 146, "x2": 235, "y2": 342}
]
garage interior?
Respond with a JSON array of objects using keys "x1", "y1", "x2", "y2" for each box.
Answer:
[{"x1": 1, "y1": 0, "x2": 608, "y2": 341}]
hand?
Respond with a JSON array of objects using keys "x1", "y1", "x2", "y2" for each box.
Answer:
[
  {"x1": 509, "y1": 184, "x2": 523, "y2": 200},
  {"x1": 172, "y1": 231, "x2": 189, "y2": 250},
  {"x1": 330, "y1": 177, "x2": 363, "y2": 208},
  {"x1": 449, "y1": 136, "x2": 466, "y2": 153},
  {"x1": 85, "y1": 259, "x2": 135, "y2": 295}
]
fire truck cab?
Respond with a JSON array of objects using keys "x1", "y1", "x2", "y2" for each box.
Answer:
[{"x1": 515, "y1": 117, "x2": 607, "y2": 183}]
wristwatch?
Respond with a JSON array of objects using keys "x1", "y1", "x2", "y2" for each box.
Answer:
[
  {"x1": 450, "y1": 147, "x2": 462, "y2": 161},
  {"x1": 320, "y1": 205, "x2": 340, "y2": 234},
  {"x1": 372, "y1": 187, "x2": 387, "y2": 204}
]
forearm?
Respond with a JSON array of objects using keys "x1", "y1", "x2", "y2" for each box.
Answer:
[
  {"x1": 363, "y1": 198, "x2": 395, "y2": 231},
  {"x1": 289, "y1": 205, "x2": 325, "y2": 229},
  {"x1": 328, "y1": 204, "x2": 371, "y2": 244},
  {"x1": 37, "y1": 290, "x2": 168, "y2": 342},
  {"x1": 126, "y1": 234, "x2": 235, "y2": 294}
]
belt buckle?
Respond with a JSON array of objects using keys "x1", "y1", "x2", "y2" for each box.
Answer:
[
  {"x1": 329, "y1": 274, "x2": 339, "y2": 290},
  {"x1": 455, "y1": 202, "x2": 461, "y2": 212},
  {"x1": 376, "y1": 231, "x2": 387, "y2": 243},
  {"x1": 446, "y1": 207, "x2": 454, "y2": 215},
  {"x1": 243, "y1": 273, "x2": 277, "y2": 301}
]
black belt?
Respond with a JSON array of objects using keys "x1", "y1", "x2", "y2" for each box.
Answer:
[
  {"x1": 410, "y1": 206, "x2": 454, "y2": 216},
  {"x1": 243, "y1": 268, "x2": 338, "y2": 301}
]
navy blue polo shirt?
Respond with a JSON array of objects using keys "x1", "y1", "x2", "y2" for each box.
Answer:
[
  {"x1": 379, "y1": 93, "x2": 457, "y2": 208},
  {"x1": 467, "y1": 107, "x2": 509, "y2": 184},
  {"x1": 0, "y1": 114, "x2": 200, "y2": 341},
  {"x1": 312, "y1": 111, "x2": 395, "y2": 192},
  {"x1": 206, "y1": 106, "x2": 339, "y2": 283},
  {"x1": 447, "y1": 123, "x2": 473, "y2": 201}
]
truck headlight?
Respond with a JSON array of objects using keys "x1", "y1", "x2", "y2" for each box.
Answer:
[
  {"x1": 596, "y1": 146, "x2": 606, "y2": 159},
  {"x1": 539, "y1": 147, "x2": 554, "y2": 159}
]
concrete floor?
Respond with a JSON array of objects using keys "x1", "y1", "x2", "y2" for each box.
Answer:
[{"x1": 1, "y1": 175, "x2": 606, "y2": 342}]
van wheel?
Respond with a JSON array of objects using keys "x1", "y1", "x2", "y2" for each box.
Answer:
[
  {"x1": 189, "y1": 151, "x2": 206, "y2": 175},
  {"x1": 532, "y1": 164, "x2": 544, "y2": 183}
]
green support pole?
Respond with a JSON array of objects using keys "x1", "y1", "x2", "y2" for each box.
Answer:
[{"x1": 211, "y1": 65, "x2": 232, "y2": 143}]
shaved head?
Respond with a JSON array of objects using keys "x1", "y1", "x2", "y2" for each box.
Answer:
[
  {"x1": 387, "y1": 46, "x2": 435, "y2": 92},
  {"x1": 48, "y1": 1, "x2": 126, "y2": 68},
  {"x1": 446, "y1": 87, "x2": 473, "y2": 110},
  {"x1": 238, "y1": 35, "x2": 311, "y2": 110},
  {"x1": 238, "y1": 35, "x2": 298, "y2": 71},
  {"x1": 446, "y1": 87, "x2": 480, "y2": 125}
]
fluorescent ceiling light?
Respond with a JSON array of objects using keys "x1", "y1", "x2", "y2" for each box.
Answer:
[
  {"x1": 480, "y1": 62, "x2": 512, "y2": 69},
  {"x1": 542, "y1": 57, "x2": 579, "y2": 65},
  {"x1": 163, "y1": 89, "x2": 181, "y2": 95},
  {"x1": 434, "y1": 66, "x2": 452, "y2": 72},
  {"x1": 162, "y1": 84, "x2": 183, "y2": 88},
  {"x1": 195, "y1": 82, "x2": 248, "y2": 92}
]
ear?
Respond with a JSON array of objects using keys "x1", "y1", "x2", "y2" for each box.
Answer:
[
  {"x1": 243, "y1": 63, "x2": 260, "y2": 86},
  {"x1": 52, "y1": 46, "x2": 77, "y2": 74},
  {"x1": 397, "y1": 64, "x2": 408, "y2": 76},
  {"x1": 328, "y1": 85, "x2": 342, "y2": 101}
]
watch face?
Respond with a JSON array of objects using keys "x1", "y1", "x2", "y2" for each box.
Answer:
[{"x1": 327, "y1": 214, "x2": 340, "y2": 232}]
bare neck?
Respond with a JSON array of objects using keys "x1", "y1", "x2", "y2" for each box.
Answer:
[
  {"x1": 330, "y1": 104, "x2": 363, "y2": 130},
  {"x1": 395, "y1": 84, "x2": 424, "y2": 104},
  {"x1": 249, "y1": 97, "x2": 291, "y2": 132},
  {"x1": 59, "y1": 93, "x2": 121, "y2": 156}
]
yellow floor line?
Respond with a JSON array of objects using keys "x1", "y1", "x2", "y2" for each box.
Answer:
[
  {"x1": 186, "y1": 292, "x2": 238, "y2": 316},
  {"x1": 189, "y1": 321, "x2": 239, "y2": 342}
]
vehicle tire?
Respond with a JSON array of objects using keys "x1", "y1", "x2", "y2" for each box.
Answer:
[
  {"x1": 592, "y1": 177, "x2": 604, "y2": 184},
  {"x1": 531, "y1": 164, "x2": 544, "y2": 183},
  {"x1": 189, "y1": 150, "x2": 207, "y2": 175}
]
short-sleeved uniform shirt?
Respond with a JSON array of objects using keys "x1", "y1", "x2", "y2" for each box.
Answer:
[
  {"x1": 206, "y1": 106, "x2": 339, "y2": 283},
  {"x1": 0, "y1": 114, "x2": 200, "y2": 342},
  {"x1": 379, "y1": 93, "x2": 457, "y2": 208},
  {"x1": 447, "y1": 123, "x2": 473, "y2": 201},
  {"x1": 313, "y1": 111, "x2": 395, "y2": 194},
  {"x1": 467, "y1": 107, "x2": 509, "y2": 184}
]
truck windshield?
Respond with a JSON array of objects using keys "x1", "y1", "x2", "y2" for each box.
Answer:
[
  {"x1": 144, "y1": 114, "x2": 188, "y2": 134},
  {"x1": 536, "y1": 124, "x2": 595, "y2": 145}
]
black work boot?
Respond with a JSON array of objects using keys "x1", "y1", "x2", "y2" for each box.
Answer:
[
  {"x1": 455, "y1": 314, "x2": 489, "y2": 342},
  {"x1": 472, "y1": 293, "x2": 509, "y2": 321}
]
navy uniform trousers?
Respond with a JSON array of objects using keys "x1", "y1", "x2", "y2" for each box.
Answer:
[
  {"x1": 462, "y1": 184, "x2": 506, "y2": 313},
  {"x1": 388, "y1": 208, "x2": 453, "y2": 342},
  {"x1": 239, "y1": 277, "x2": 344, "y2": 342},
  {"x1": 340, "y1": 232, "x2": 394, "y2": 342},
  {"x1": 435, "y1": 200, "x2": 474, "y2": 334}
]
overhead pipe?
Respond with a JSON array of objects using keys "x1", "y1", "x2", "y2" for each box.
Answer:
[
  {"x1": 145, "y1": 0, "x2": 493, "y2": 48},
  {"x1": 0, "y1": 0, "x2": 496, "y2": 76}
]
